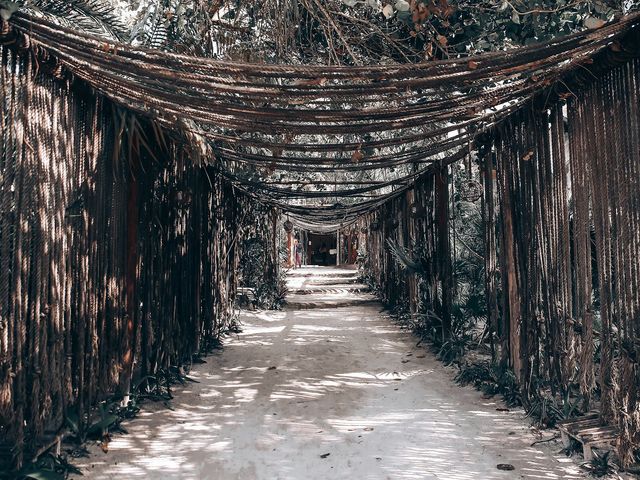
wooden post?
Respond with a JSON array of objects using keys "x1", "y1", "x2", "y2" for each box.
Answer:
[
  {"x1": 483, "y1": 151, "x2": 499, "y2": 362},
  {"x1": 121, "y1": 161, "x2": 139, "y2": 401},
  {"x1": 497, "y1": 144, "x2": 522, "y2": 380},
  {"x1": 304, "y1": 230, "x2": 308, "y2": 266},
  {"x1": 273, "y1": 212, "x2": 279, "y2": 274},
  {"x1": 287, "y1": 231, "x2": 294, "y2": 267},
  {"x1": 435, "y1": 165, "x2": 452, "y2": 338},
  {"x1": 407, "y1": 189, "x2": 417, "y2": 316}
]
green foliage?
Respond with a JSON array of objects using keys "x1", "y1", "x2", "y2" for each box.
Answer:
[
  {"x1": 385, "y1": 168, "x2": 488, "y2": 361},
  {"x1": 254, "y1": 275, "x2": 288, "y2": 309},
  {"x1": 240, "y1": 236, "x2": 287, "y2": 310},
  {"x1": 455, "y1": 360, "x2": 493, "y2": 387},
  {"x1": 131, "y1": 370, "x2": 178, "y2": 403},
  {"x1": 455, "y1": 360, "x2": 522, "y2": 406},
  {"x1": 452, "y1": 166, "x2": 488, "y2": 322},
  {"x1": 386, "y1": 238, "x2": 429, "y2": 277},
  {"x1": 65, "y1": 401, "x2": 122, "y2": 443},
  {"x1": 525, "y1": 393, "x2": 565, "y2": 428},
  {"x1": 8, "y1": 0, "x2": 128, "y2": 39},
  {"x1": 19, "y1": 0, "x2": 629, "y2": 65},
  {"x1": 240, "y1": 238, "x2": 268, "y2": 289},
  {"x1": 582, "y1": 450, "x2": 618, "y2": 477},
  {"x1": 526, "y1": 390, "x2": 582, "y2": 428},
  {"x1": 11, "y1": 453, "x2": 81, "y2": 480},
  {"x1": 63, "y1": 365, "x2": 190, "y2": 449},
  {"x1": 417, "y1": 0, "x2": 622, "y2": 55},
  {"x1": 437, "y1": 329, "x2": 471, "y2": 365},
  {"x1": 128, "y1": 0, "x2": 215, "y2": 51},
  {"x1": 498, "y1": 367, "x2": 522, "y2": 407}
]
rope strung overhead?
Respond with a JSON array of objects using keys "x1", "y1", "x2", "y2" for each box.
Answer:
[
  {"x1": 4, "y1": 11, "x2": 640, "y2": 226},
  {"x1": 9, "y1": 12, "x2": 638, "y2": 135}
]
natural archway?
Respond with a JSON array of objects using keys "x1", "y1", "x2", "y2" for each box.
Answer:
[{"x1": 1, "y1": 3, "x2": 640, "y2": 478}]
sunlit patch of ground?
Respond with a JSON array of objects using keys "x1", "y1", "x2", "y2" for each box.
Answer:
[{"x1": 75, "y1": 267, "x2": 587, "y2": 480}]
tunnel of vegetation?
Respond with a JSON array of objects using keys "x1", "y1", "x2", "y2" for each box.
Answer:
[{"x1": 1, "y1": 0, "x2": 640, "y2": 475}]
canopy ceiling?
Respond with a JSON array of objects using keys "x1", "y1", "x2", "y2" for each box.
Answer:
[{"x1": 6, "y1": 12, "x2": 640, "y2": 228}]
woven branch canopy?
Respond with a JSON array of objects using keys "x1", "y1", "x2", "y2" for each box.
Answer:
[{"x1": 6, "y1": 12, "x2": 640, "y2": 227}]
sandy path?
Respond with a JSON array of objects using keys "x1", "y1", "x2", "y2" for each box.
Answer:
[{"x1": 77, "y1": 267, "x2": 585, "y2": 480}]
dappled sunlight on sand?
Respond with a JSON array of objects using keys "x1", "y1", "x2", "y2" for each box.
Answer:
[{"x1": 76, "y1": 267, "x2": 586, "y2": 480}]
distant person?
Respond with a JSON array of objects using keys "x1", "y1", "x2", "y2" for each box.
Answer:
[
  {"x1": 294, "y1": 239, "x2": 302, "y2": 268},
  {"x1": 319, "y1": 242, "x2": 328, "y2": 265}
]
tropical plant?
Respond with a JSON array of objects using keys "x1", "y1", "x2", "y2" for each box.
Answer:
[
  {"x1": 455, "y1": 360, "x2": 522, "y2": 406},
  {"x1": 1, "y1": 0, "x2": 127, "y2": 38},
  {"x1": 239, "y1": 236, "x2": 287, "y2": 309},
  {"x1": 7, "y1": 0, "x2": 630, "y2": 63},
  {"x1": 437, "y1": 329, "x2": 471, "y2": 365},
  {"x1": 387, "y1": 238, "x2": 429, "y2": 277},
  {"x1": 9, "y1": 452, "x2": 82, "y2": 480},
  {"x1": 120, "y1": 0, "x2": 635, "y2": 63},
  {"x1": 525, "y1": 391, "x2": 583, "y2": 428},
  {"x1": 582, "y1": 450, "x2": 618, "y2": 477}
]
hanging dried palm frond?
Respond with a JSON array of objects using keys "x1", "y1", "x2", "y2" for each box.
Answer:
[
  {"x1": 26, "y1": 0, "x2": 127, "y2": 39},
  {"x1": 386, "y1": 238, "x2": 427, "y2": 276}
]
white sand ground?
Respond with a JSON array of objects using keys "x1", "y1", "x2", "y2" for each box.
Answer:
[{"x1": 75, "y1": 266, "x2": 588, "y2": 480}]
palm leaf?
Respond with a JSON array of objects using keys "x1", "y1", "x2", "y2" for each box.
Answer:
[
  {"x1": 386, "y1": 238, "x2": 427, "y2": 276},
  {"x1": 19, "y1": 0, "x2": 128, "y2": 39}
]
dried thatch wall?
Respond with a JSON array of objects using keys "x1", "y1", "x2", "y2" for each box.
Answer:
[
  {"x1": 0, "y1": 45, "x2": 274, "y2": 470},
  {"x1": 362, "y1": 58, "x2": 640, "y2": 466}
]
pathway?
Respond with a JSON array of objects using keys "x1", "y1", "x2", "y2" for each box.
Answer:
[{"x1": 77, "y1": 266, "x2": 586, "y2": 480}]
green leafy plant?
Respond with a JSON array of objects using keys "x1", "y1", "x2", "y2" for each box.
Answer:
[
  {"x1": 455, "y1": 360, "x2": 522, "y2": 407},
  {"x1": 498, "y1": 368, "x2": 521, "y2": 407},
  {"x1": 87, "y1": 401, "x2": 120, "y2": 438},
  {"x1": 240, "y1": 236, "x2": 287, "y2": 310},
  {"x1": 8, "y1": 0, "x2": 127, "y2": 39},
  {"x1": 526, "y1": 391, "x2": 582, "y2": 428},
  {"x1": 455, "y1": 361, "x2": 493, "y2": 387},
  {"x1": 12, "y1": 452, "x2": 81, "y2": 480},
  {"x1": 582, "y1": 450, "x2": 618, "y2": 477},
  {"x1": 386, "y1": 238, "x2": 429, "y2": 277},
  {"x1": 526, "y1": 392, "x2": 563, "y2": 428},
  {"x1": 65, "y1": 401, "x2": 121, "y2": 444},
  {"x1": 437, "y1": 329, "x2": 471, "y2": 365},
  {"x1": 254, "y1": 275, "x2": 287, "y2": 310}
]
